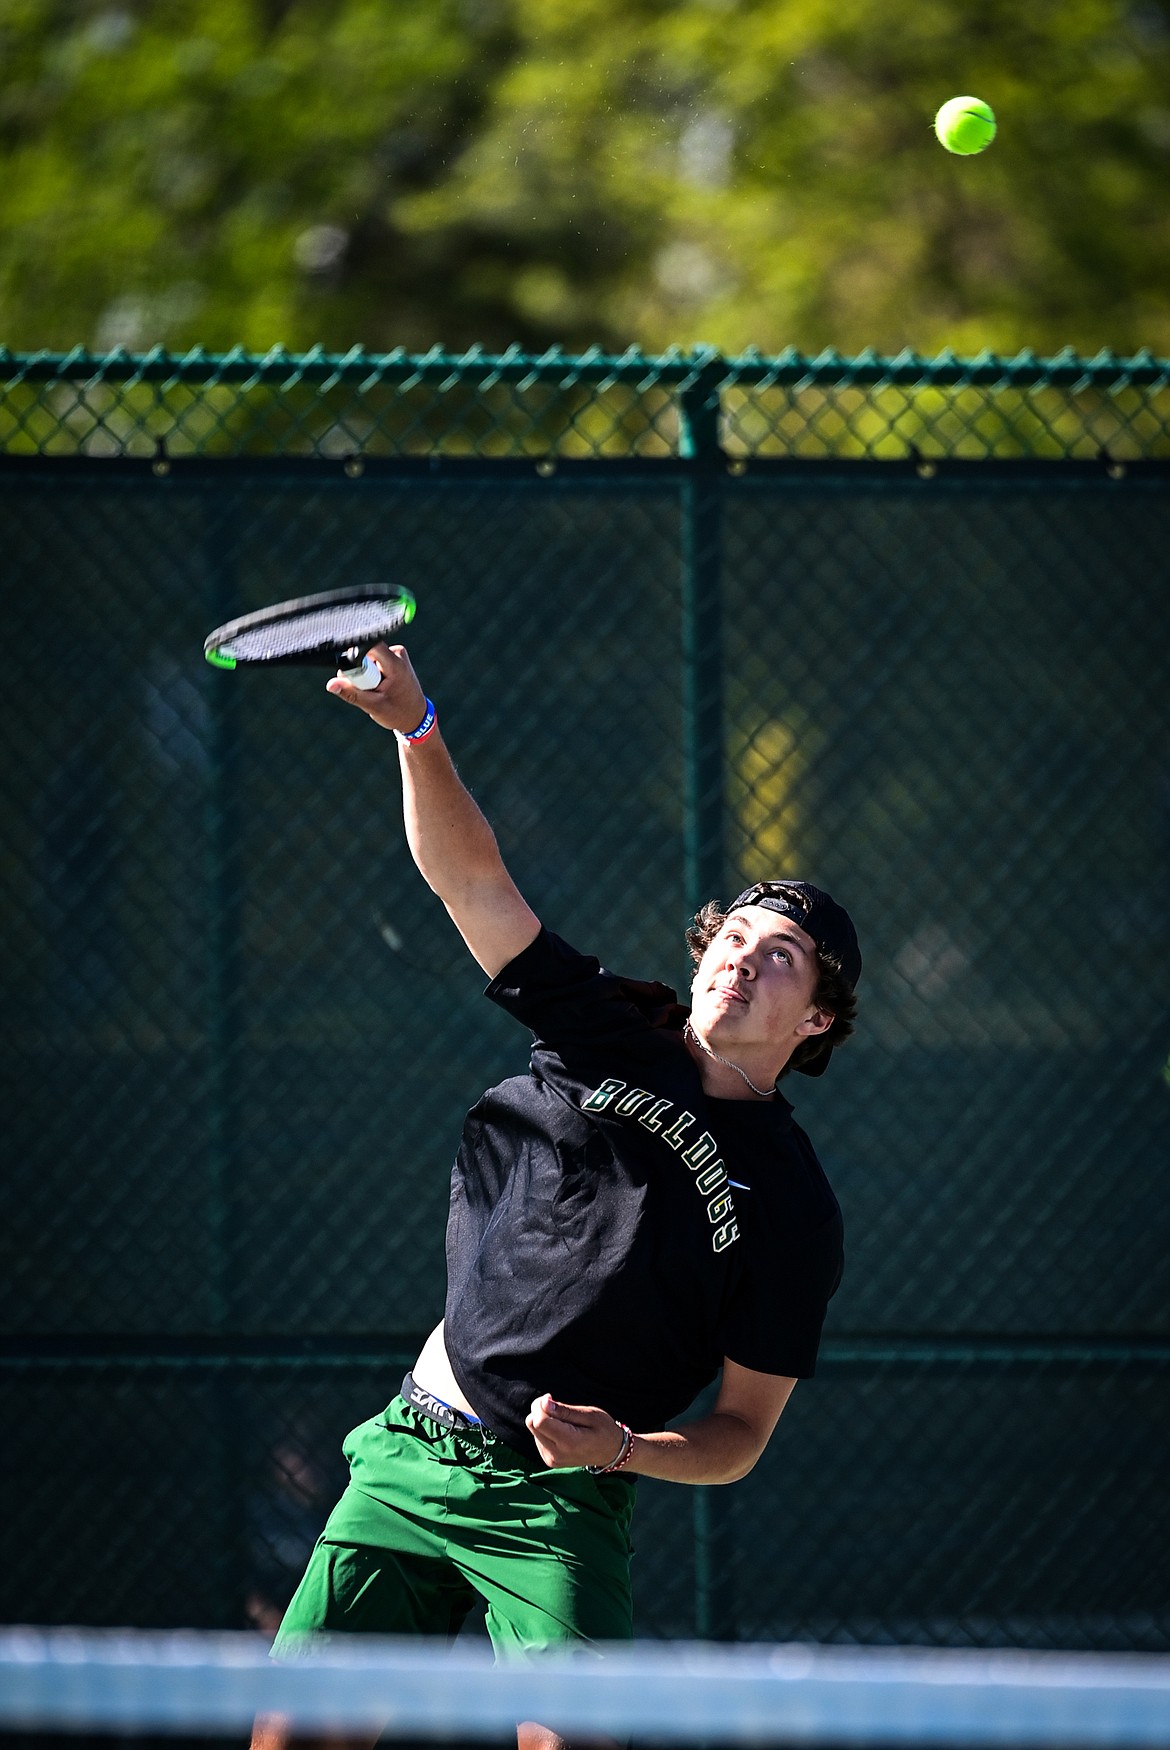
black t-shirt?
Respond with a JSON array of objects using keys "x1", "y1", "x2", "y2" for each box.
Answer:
[{"x1": 443, "y1": 928, "x2": 844, "y2": 1456}]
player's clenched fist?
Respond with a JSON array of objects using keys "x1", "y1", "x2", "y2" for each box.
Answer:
[
  {"x1": 526, "y1": 1394, "x2": 630, "y2": 1471},
  {"x1": 326, "y1": 641, "x2": 427, "y2": 736}
]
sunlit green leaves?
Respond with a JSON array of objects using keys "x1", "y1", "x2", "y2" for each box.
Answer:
[{"x1": 0, "y1": 0, "x2": 1167, "y2": 353}]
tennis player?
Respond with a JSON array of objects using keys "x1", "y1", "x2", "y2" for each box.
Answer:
[{"x1": 256, "y1": 643, "x2": 860, "y2": 1750}]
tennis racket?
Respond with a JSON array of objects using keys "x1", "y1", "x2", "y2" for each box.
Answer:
[{"x1": 204, "y1": 585, "x2": 416, "y2": 690}]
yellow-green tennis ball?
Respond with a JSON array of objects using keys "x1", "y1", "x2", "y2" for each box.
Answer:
[{"x1": 934, "y1": 95, "x2": 996, "y2": 155}]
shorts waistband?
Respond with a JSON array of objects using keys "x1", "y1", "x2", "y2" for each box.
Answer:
[{"x1": 401, "y1": 1371, "x2": 483, "y2": 1435}]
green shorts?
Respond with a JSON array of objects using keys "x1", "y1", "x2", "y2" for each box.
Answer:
[{"x1": 272, "y1": 1395, "x2": 636, "y2": 1658}]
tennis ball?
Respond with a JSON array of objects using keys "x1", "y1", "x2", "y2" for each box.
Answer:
[{"x1": 933, "y1": 95, "x2": 996, "y2": 155}]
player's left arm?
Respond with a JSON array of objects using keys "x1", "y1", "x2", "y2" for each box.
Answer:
[{"x1": 526, "y1": 1359, "x2": 796, "y2": 1485}]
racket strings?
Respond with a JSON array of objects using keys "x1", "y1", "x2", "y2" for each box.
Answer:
[{"x1": 217, "y1": 599, "x2": 408, "y2": 663}]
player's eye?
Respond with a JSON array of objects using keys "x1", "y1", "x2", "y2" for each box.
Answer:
[{"x1": 771, "y1": 947, "x2": 792, "y2": 964}]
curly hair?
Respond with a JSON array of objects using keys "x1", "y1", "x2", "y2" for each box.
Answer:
[{"x1": 685, "y1": 898, "x2": 858, "y2": 1077}]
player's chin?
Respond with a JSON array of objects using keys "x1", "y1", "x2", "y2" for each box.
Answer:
[{"x1": 695, "y1": 1002, "x2": 748, "y2": 1039}]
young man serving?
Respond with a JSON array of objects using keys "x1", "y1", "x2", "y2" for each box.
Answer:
[{"x1": 262, "y1": 642, "x2": 860, "y2": 1743}]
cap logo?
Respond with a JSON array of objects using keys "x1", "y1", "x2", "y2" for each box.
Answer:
[{"x1": 744, "y1": 895, "x2": 807, "y2": 927}]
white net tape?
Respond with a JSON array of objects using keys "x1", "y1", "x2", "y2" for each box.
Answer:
[{"x1": 2, "y1": 1631, "x2": 1170, "y2": 1743}]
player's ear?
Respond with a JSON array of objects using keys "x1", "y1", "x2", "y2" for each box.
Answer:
[{"x1": 797, "y1": 1008, "x2": 833, "y2": 1039}]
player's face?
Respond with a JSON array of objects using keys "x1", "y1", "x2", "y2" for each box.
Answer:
[{"x1": 689, "y1": 905, "x2": 828, "y2": 1059}]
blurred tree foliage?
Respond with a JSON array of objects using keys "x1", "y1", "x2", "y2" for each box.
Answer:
[{"x1": 1, "y1": 0, "x2": 1169, "y2": 355}]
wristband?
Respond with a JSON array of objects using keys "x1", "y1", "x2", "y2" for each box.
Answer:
[
  {"x1": 586, "y1": 1421, "x2": 634, "y2": 1475},
  {"x1": 395, "y1": 698, "x2": 437, "y2": 745}
]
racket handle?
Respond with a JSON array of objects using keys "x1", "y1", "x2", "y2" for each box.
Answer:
[{"x1": 338, "y1": 655, "x2": 384, "y2": 692}]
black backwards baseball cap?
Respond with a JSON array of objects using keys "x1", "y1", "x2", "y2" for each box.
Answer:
[{"x1": 728, "y1": 880, "x2": 862, "y2": 1076}]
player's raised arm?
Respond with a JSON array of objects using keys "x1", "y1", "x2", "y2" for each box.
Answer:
[{"x1": 327, "y1": 642, "x2": 540, "y2": 977}]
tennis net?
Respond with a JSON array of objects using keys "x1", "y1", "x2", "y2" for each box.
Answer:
[{"x1": 2, "y1": 1630, "x2": 1170, "y2": 1745}]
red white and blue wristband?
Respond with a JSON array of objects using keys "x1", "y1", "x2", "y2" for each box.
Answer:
[{"x1": 395, "y1": 698, "x2": 437, "y2": 745}]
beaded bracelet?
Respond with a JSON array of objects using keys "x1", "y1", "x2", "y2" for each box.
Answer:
[
  {"x1": 395, "y1": 698, "x2": 437, "y2": 745},
  {"x1": 587, "y1": 1421, "x2": 634, "y2": 1476}
]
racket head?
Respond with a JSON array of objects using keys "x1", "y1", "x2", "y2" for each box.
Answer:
[{"x1": 204, "y1": 585, "x2": 416, "y2": 671}]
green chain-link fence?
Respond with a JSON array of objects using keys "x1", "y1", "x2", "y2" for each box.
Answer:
[{"x1": 2, "y1": 348, "x2": 1169, "y2": 1649}]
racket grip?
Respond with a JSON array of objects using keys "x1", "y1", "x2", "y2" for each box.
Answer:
[{"x1": 339, "y1": 655, "x2": 385, "y2": 691}]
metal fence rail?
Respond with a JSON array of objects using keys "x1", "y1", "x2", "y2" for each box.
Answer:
[
  {"x1": 2, "y1": 344, "x2": 1169, "y2": 460},
  {"x1": 2, "y1": 350, "x2": 1168, "y2": 1647}
]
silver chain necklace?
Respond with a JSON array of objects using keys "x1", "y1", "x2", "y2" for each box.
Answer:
[{"x1": 685, "y1": 1021, "x2": 775, "y2": 1099}]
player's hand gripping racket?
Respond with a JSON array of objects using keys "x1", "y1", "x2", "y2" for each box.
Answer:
[{"x1": 204, "y1": 585, "x2": 416, "y2": 690}]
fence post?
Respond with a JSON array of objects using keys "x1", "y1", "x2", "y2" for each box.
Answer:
[
  {"x1": 203, "y1": 501, "x2": 240, "y2": 1336},
  {"x1": 202, "y1": 493, "x2": 246, "y2": 1626},
  {"x1": 678, "y1": 352, "x2": 726, "y2": 920},
  {"x1": 678, "y1": 352, "x2": 727, "y2": 1640}
]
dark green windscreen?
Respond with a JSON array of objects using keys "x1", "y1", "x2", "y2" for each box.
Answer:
[{"x1": 2, "y1": 442, "x2": 1167, "y2": 1646}]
